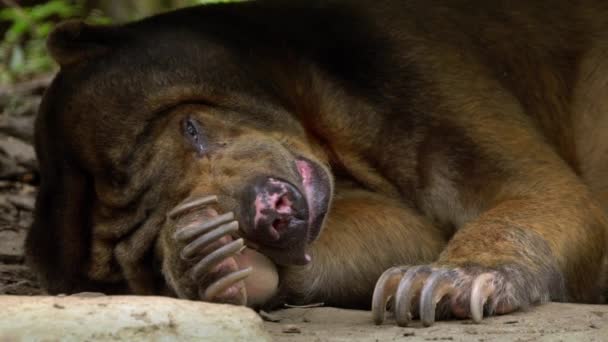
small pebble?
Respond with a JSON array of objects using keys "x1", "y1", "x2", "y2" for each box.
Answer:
[
  {"x1": 71, "y1": 292, "x2": 106, "y2": 298},
  {"x1": 282, "y1": 324, "x2": 301, "y2": 334},
  {"x1": 259, "y1": 310, "x2": 281, "y2": 323}
]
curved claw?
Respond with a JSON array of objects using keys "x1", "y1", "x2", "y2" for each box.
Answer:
[
  {"x1": 202, "y1": 267, "x2": 253, "y2": 304},
  {"x1": 181, "y1": 221, "x2": 239, "y2": 260},
  {"x1": 168, "y1": 195, "x2": 218, "y2": 219},
  {"x1": 394, "y1": 266, "x2": 432, "y2": 326},
  {"x1": 420, "y1": 270, "x2": 456, "y2": 327},
  {"x1": 173, "y1": 212, "x2": 234, "y2": 242},
  {"x1": 191, "y1": 238, "x2": 245, "y2": 281},
  {"x1": 470, "y1": 273, "x2": 495, "y2": 323},
  {"x1": 372, "y1": 266, "x2": 409, "y2": 325}
]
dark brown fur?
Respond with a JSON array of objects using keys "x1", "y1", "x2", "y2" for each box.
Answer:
[{"x1": 27, "y1": 0, "x2": 608, "y2": 324}]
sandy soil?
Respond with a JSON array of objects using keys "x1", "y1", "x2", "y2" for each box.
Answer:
[{"x1": 264, "y1": 304, "x2": 607, "y2": 342}]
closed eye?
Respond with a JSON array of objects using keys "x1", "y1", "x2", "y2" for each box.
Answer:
[{"x1": 181, "y1": 117, "x2": 208, "y2": 156}]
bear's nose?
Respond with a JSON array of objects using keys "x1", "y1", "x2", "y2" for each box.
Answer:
[{"x1": 244, "y1": 177, "x2": 309, "y2": 251}]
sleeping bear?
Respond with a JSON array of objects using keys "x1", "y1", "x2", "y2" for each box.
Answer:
[{"x1": 27, "y1": 0, "x2": 608, "y2": 326}]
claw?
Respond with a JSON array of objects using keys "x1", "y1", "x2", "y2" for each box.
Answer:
[
  {"x1": 181, "y1": 221, "x2": 239, "y2": 260},
  {"x1": 420, "y1": 271, "x2": 456, "y2": 327},
  {"x1": 191, "y1": 238, "x2": 245, "y2": 280},
  {"x1": 173, "y1": 212, "x2": 234, "y2": 241},
  {"x1": 470, "y1": 273, "x2": 495, "y2": 323},
  {"x1": 394, "y1": 266, "x2": 432, "y2": 326},
  {"x1": 371, "y1": 266, "x2": 409, "y2": 325},
  {"x1": 202, "y1": 267, "x2": 253, "y2": 304},
  {"x1": 168, "y1": 195, "x2": 218, "y2": 219}
]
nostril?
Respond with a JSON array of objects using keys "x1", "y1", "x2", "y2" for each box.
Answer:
[
  {"x1": 247, "y1": 176, "x2": 309, "y2": 248},
  {"x1": 272, "y1": 217, "x2": 290, "y2": 232},
  {"x1": 275, "y1": 194, "x2": 293, "y2": 214}
]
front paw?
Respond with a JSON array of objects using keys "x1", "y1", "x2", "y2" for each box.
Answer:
[
  {"x1": 169, "y1": 195, "x2": 252, "y2": 305},
  {"x1": 372, "y1": 263, "x2": 564, "y2": 326}
]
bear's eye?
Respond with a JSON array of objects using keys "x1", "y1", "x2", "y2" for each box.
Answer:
[{"x1": 181, "y1": 118, "x2": 207, "y2": 155}]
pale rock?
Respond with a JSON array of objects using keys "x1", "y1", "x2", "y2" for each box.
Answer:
[{"x1": 0, "y1": 295, "x2": 271, "y2": 342}]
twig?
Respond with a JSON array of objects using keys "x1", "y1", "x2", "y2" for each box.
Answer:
[
  {"x1": 1, "y1": 0, "x2": 28, "y2": 20},
  {"x1": 0, "y1": 280, "x2": 29, "y2": 294},
  {"x1": 284, "y1": 302, "x2": 325, "y2": 308},
  {"x1": 1, "y1": 0, "x2": 18, "y2": 8},
  {"x1": 0, "y1": 73, "x2": 54, "y2": 96}
]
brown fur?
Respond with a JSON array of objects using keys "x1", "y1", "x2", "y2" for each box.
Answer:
[{"x1": 27, "y1": 0, "x2": 608, "y2": 323}]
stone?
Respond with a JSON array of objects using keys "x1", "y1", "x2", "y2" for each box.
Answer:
[
  {"x1": 0, "y1": 295, "x2": 271, "y2": 341},
  {"x1": 0, "y1": 229, "x2": 25, "y2": 263},
  {"x1": 0, "y1": 134, "x2": 37, "y2": 179}
]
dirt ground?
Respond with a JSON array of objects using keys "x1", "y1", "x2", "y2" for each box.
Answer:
[
  {"x1": 263, "y1": 304, "x2": 608, "y2": 341},
  {"x1": 1, "y1": 79, "x2": 607, "y2": 341}
]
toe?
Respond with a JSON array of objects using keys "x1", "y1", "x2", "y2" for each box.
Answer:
[
  {"x1": 420, "y1": 270, "x2": 457, "y2": 327},
  {"x1": 191, "y1": 238, "x2": 245, "y2": 280},
  {"x1": 470, "y1": 273, "x2": 496, "y2": 323},
  {"x1": 394, "y1": 265, "x2": 432, "y2": 326},
  {"x1": 371, "y1": 266, "x2": 409, "y2": 325},
  {"x1": 168, "y1": 195, "x2": 218, "y2": 219}
]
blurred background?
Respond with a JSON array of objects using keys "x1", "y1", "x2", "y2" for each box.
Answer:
[
  {"x1": 0, "y1": 0, "x2": 242, "y2": 85},
  {"x1": 0, "y1": 0, "x2": 240, "y2": 295}
]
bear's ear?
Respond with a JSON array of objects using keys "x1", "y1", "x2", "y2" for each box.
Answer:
[{"x1": 47, "y1": 20, "x2": 120, "y2": 67}]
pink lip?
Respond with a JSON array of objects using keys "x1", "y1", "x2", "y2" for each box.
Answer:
[{"x1": 296, "y1": 159, "x2": 316, "y2": 228}]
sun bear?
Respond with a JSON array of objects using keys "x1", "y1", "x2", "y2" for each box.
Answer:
[{"x1": 26, "y1": 0, "x2": 608, "y2": 326}]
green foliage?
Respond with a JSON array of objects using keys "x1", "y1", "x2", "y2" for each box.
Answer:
[
  {"x1": 0, "y1": 0, "x2": 244, "y2": 85},
  {"x1": 0, "y1": 0, "x2": 110, "y2": 85}
]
